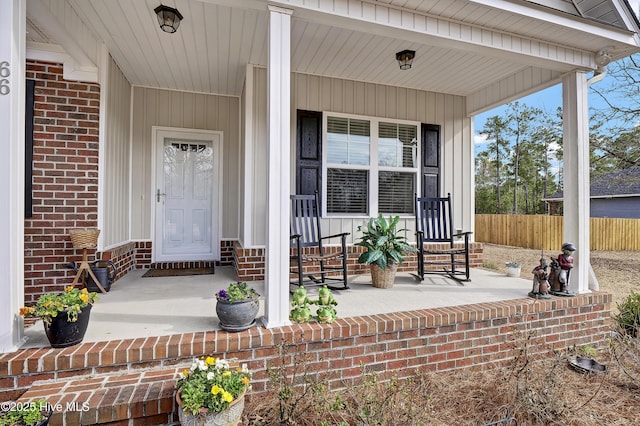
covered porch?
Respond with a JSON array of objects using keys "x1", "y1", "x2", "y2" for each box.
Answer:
[
  {"x1": 0, "y1": 5, "x2": 636, "y2": 422},
  {"x1": 21, "y1": 266, "x2": 531, "y2": 347},
  {"x1": 2, "y1": 1, "x2": 639, "y2": 353}
]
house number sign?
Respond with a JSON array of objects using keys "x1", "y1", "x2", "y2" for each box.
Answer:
[{"x1": 0, "y1": 61, "x2": 10, "y2": 95}]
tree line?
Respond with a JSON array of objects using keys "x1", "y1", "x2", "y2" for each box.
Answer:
[{"x1": 475, "y1": 53, "x2": 640, "y2": 215}]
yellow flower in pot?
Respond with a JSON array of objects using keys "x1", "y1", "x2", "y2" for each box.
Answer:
[
  {"x1": 176, "y1": 356, "x2": 252, "y2": 425},
  {"x1": 20, "y1": 286, "x2": 98, "y2": 348}
]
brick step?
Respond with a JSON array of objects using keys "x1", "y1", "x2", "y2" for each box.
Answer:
[
  {"x1": 0, "y1": 330, "x2": 243, "y2": 403},
  {"x1": 18, "y1": 367, "x2": 183, "y2": 426}
]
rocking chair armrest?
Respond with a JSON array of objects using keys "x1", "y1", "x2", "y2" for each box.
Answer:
[
  {"x1": 290, "y1": 234, "x2": 302, "y2": 250},
  {"x1": 452, "y1": 231, "x2": 473, "y2": 238},
  {"x1": 320, "y1": 232, "x2": 350, "y2": 242}
]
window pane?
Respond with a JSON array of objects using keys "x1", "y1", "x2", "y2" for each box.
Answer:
[
  {"x1": 327, "y1": 139, "x2": 348, "y2": 164},
  {"x1": 327, "y1": 169, "x2": 368, "y2": 214},
  {"x1": 379, "y1": 171, "x2": 415, "y2": 214},
  {"x1": 327, "y1": 117, "x2": 370, "y2": 166},
  {"x1": 378, "y1": 122, "x2": 417, "y2": 168}
]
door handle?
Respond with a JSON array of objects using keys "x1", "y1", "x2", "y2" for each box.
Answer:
[{"x1": 156, "y1": 189, "x2": 166, "y2": 202}]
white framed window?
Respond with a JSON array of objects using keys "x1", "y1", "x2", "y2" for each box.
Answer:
[{"x1": 322, "y1": 113, "x2": 419, "y2": 217}]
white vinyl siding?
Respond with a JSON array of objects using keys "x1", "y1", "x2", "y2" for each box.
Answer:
[
  {"x1": 250, "y1": 68, "x2": 473, "y2": 246},
  {"x1": 102, "y1": 55, "x2": 131, "y2": 249}
]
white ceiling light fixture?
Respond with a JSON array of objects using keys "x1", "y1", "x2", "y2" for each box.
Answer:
[{"x1": 154, "y1": 5, "x2": 183, "y2": 34}]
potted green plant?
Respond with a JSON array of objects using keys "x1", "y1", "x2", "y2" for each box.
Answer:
[
  {"x1": 0, "y1": 400, "x2": 51, "y2": 426},
  {"x1": 175, "y1": 356, "x2": 251, "y2": 425},
  {"x1": 0, "y1": 399, "x2": 53, "y2": 426},
  {"x1": 20, "y1": 286, "x2": 98, "y2": 348},
  {"x1": 215, "y1": 282, "x2": 260, "y2": 332},
  {"x1": 505, "y1": 260, "x2": 522, "y2": 277},
  {"x1": 355, "y1": 214, "x2": 416, "y2": 288}
]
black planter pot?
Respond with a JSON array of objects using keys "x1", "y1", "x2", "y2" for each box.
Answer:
[
  {"x1": 43, "y1": 304, "x2": 92, "y2": 348},
  {"x1": 216, "y1": 299, "x2": 259, "y2": 332}
]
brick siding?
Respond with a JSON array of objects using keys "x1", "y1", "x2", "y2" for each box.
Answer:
[
  {"x1": 1, "y1": 292, "x2": 611, "y2": 425},
  {"x1": 220, "y1": 239, "x2": 235, "y2": 266},
  {"x1": 23, "y1": 60, "x2": 101, "y2": 304}
]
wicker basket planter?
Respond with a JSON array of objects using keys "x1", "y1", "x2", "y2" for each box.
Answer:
[
  {"x1": 69, "y1": 228, "x2": 100, "y2": 249},
  {"x1": 370, "y1": 261, "x2": 398, "y2": 289}
]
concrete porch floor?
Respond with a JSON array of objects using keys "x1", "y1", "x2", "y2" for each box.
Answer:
[{"x1": 21, "y1": 266, "x2": 532, "y2": 349}]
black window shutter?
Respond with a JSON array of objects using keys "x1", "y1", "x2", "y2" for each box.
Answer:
[
  {"x1": 25, "y1": 79, "x2": 35, "y2": 218},
  {"x1": 296, "y1": 110, "x2": 322, "y2": 198},
  {"x1": 421, "y1": 123, "x2": 440, "y2": 198}
]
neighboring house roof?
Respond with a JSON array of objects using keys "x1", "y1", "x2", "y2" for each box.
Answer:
[
  {"x1": 526, "y1": 0, "x2": 639, "y2": 29},
  {"x1": 545, "y1": 166, "x2": 640, "y2": 200}
]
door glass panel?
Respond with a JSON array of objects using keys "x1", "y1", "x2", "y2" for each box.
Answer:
[{"x1": 162, "y1": 139, "x2": 213, "y2": 255}]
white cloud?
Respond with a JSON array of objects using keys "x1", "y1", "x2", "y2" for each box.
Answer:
[{"x1": 474, "y1": 133, "x2": 489, "y2": 145}]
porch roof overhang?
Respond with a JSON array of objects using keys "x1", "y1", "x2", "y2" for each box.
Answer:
[{"x1": 25, "y1": 0, "x2": 640, "y2": 116}]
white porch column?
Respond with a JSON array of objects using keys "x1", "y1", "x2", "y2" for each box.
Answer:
[
  {"x1": 263, "y1": 6, "x2": 293, "y2": 328},
  {"x1": 0, "y1": 0, "x2": 26, "y2": 352},
  {"x1": 562, "y1": 72, "x2": 591, "y2": 294}
]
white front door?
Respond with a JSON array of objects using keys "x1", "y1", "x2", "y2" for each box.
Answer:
[{"x1": 154, "y1": 128, "x2": 222, "y2": 262}]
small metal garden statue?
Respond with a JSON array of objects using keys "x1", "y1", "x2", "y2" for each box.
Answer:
[
  {"x1": 529, "y1": 257, "x2": 551, "y2": 299},
  {"x1": 549, "y1": 242, "x2": 576, "y2": 296}
]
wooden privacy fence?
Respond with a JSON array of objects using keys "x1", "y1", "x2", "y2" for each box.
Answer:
[{"x1": 475, "y1": 214, "x2": 640, "y2": 251}]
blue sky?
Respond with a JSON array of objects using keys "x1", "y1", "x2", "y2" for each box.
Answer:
[
  {"x1": 474, "y1": 83, "x2": 562, "y2": 150},
  {"x1": 472, "y1": 71, "x2": 626, "y2": 178},
  {"x1": 474, "y1": 83, "x2": 561, "y2": 132},
  {"x1": 473, "y1": 70, "x2": 625, "y2": 149}
]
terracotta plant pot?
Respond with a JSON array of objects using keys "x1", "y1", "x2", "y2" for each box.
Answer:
[{"x1": 176, "y1": 389, "x2": 245, "y2": 426}]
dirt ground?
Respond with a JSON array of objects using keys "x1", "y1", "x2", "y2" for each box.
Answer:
[{"x1": 482, "y1": 244, "x2": 640, "y2": 313}]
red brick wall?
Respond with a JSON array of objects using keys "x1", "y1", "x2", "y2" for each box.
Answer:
[
  {"x1": 23, "y1": 61, "x2": 101, "y2": 304},
  {"x1": 220, "y1": 239, "x2": 235, "y2": 266},
  {"x1": 0, "y1": 292, "x2": 612, "y2": 411},
  {"x1": 234, "y1": 242, "x2": 266, "y2": 281}
]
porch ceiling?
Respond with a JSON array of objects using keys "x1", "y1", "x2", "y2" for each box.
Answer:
[{"x1": 26, "y1": 0, "x2": 640, "y2": 104}]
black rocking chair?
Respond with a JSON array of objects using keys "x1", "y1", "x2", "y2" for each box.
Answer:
[
  {"x1": 414, "y1": 193, "x2": 472, "y2": 283},
  {"x1": 290, "y1": 192, "x2": 350, "y2": 291}
]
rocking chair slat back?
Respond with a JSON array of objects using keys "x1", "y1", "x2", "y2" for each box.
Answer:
[
  {"x1": 290, "y1": 195, "x2": 321, "y2": 248},
  {"x1": 414, "y1": 193, "x2": 472, "y2": 282},
  {"x1": 416, "y1": 195, "x2": 454, "y2": 243},
  {"x1": 289, "y1": 192, "x2": 349, "y2": 290}
]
